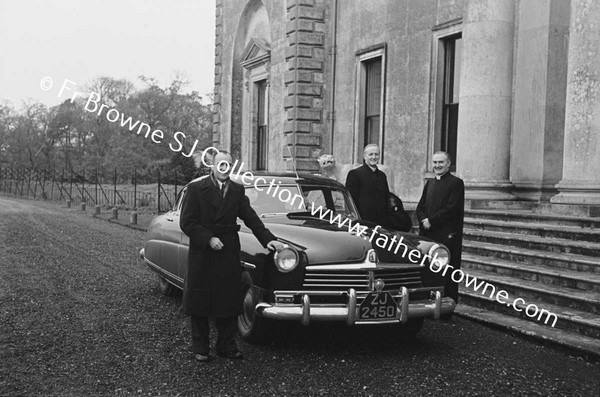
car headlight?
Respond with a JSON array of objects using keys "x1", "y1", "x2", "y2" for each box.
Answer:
[
  {"x1": 428, "y1": 244, "x2": 450, "y2": 270},
  {"x1": 274, "y1": 245, "x2": 299, "y2": 273}
]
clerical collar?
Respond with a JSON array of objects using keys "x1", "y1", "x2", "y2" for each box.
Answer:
[
  {"x1": 366, "y1": 164, "x2": 378, "y2": 172},
  {"x1": 435, "y1": 171, "x2": 449, "y2": 180}
]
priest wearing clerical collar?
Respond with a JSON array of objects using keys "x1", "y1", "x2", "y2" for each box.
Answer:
[
  {"x1": 345, "y1": 144, "x2": 390, "y2": 225},
  {"x1": 416, "y1": 151, "x2": 465, "y2": 309}
]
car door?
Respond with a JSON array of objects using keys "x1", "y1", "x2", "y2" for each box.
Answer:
[
  {"x1": 176, "y1": 188, "x2": 190, "y2": 281},
  {"x1": 160, "y1": 190, "x2": 185, "y2": 281}
]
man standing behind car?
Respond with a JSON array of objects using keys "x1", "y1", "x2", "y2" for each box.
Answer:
[
  {"x1": 180, "y1": 150, "x2": 284, "y2": 362},
  {"x1": 346, "y1": 144, "x2": 390, "y2": 225},
  {"x1": 416, "y1": 151, "x2": 464, "y2": 305}
]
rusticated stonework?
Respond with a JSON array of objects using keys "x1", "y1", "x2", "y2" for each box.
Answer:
[{"x1": 283, "y1": 0, "x2": 326, "y2": 171}]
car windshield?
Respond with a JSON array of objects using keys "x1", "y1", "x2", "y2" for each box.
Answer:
[{"x1": 245, "y1": 184, "x2": 358, "y2": 219}]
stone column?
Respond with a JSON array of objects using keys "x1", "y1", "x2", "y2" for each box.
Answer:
[
  {"x1": 552, "y1": 0, "x2": 600, "y2": 205},
  {"x1": 510, "y1": 0, "x2": 570, "y2": 201},
  {"x1": 456, "y1": 0, "x2": 516, "y2": 200}
]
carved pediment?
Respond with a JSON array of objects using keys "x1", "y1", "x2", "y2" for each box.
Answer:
[{"x1": 241, "y1": 38, "x2": 271, "y2": 69}]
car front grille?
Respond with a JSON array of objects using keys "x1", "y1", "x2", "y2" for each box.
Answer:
[{"x1": 302, "y1": 267, "x2": 423, "y2": 293}]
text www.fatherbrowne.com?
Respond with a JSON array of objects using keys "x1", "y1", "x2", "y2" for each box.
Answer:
[{"x1": 309, "y1": 203, "x2": 559, "y2": 328}]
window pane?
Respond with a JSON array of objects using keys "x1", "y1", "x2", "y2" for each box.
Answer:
[
  {"x1": 256, "y1": 81, "x2": 268, "y2": 170},
  {"x1": 453, "y1": 38, "x2": 462, "y2": 103},
  {"x1": 365, "y1": 115, "x2": 380, "y2": 146},
  {"x1": 257, "y1": 81, "x2": 266, "y2": 126},
  {"x1": 366, "y1": 58, "x2": 382, "y2": 116}
]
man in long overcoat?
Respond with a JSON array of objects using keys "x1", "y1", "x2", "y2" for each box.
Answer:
[
  {"x1": 345, "y1": 144, "x2": 390, "y2": 225},
  {"x1": 416, "y1": 151, "x2": 464, "y2": 304},
  {"x1": 180, "y1": 151, "x2": 283, "y2": 361}
]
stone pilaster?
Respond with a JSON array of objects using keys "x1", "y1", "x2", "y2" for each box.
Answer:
[
  {"x1": 456, "y1": 0, "x2": 516, "y2": 200},
  {"x1": 212, "y1": 0, "x2": 224, "y2": 147},
  {"x1": 552, "y1": 0, "x2": 600, "y2": 205},
  {"x1": 284, "y1": 0, "x2": 326, "y2": 171}
]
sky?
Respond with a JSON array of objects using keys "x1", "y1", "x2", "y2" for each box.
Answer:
[{"x1": 0, "y1": 0, "x2": 216, "y2": 109}]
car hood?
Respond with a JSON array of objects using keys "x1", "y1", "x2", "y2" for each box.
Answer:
[{"x1": 243, "y1": 216, "x2": 432, "y2": 265}]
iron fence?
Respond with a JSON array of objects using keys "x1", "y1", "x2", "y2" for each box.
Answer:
[{"x1": 0, "y1": 166, "x2": 207, "y2": 212}]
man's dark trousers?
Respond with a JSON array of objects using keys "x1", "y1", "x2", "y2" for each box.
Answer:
[{"x1": 191, "y1": 316, "x2": 238, "y2": 354}]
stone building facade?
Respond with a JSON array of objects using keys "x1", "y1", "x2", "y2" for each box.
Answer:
[{"x1": 213, "y1": 0, "x2": 599, "y2": 205}]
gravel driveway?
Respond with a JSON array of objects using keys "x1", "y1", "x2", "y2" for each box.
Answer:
[{"x1": 0, "y1": 195, "x2": 598, "y2": 396}]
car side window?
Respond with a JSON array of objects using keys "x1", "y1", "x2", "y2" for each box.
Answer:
[
  {"x1": 301, "y1": 186, "x2": 358, "y2": 218},
  {"x1": 175, "y1": 188, "x2": 186, "y2": 212}
]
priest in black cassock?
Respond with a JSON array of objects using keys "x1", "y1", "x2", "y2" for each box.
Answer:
[
  {"x1": 346, "y1": 144, "x2": 390, "y2": 225},
  {"x1": 416, "y1": 151, "x2": 464, "y2": 304}
]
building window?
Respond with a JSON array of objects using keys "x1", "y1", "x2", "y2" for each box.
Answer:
[
  {"x1": 364, "y1": 57, "x2": 382, "y2": 147},
  {"x1": 355, "y1": 44, "x2": 386, "y2": 162},
  {"x1": 255, "y1": 80, "x2": 268, "y2": 171},
  {"x1": 441, "y1": 35, "x2": 461, "y2": 170}
]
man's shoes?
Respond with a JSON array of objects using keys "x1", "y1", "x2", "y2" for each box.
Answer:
[
  {"x1": 194, "y1": 353, "x2": 210, "y2": 362},
  {"x1": 217, "y1": 349, "x2": 243, "y2": 359}
]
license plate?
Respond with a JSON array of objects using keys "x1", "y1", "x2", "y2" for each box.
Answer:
[{"x1": 359, "y1": 292, "x2": 397, "y2": 320}]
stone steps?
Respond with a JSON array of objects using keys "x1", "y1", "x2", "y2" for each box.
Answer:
[
  {"x1": 464, "y1": 209, "x2": 600, "y2": 228},
  {"x1": 462, "y1": 253, "x2": 600, "y2": 292},
  {"x1": 455, "y1": 305, "x2": 600, "y2": 358},
  {"x1": 459, "y1": 288, "x2": 600, "y2": 339},
  {"x1": 466, "y1": 200, "x2": 536, "y2": 211},
  {"x1": 463, "y1": 240, "x2": 600, "y2": 274},
  {"x1": 458, "y1": 206, "x2": 600, "y2": 357},
  {"x1": 464, "y1": 217, "x2": 600, "y2": 243},
  {"x1": 464, "y1": 228, "x2": 600, "y2": 257},
  {"x1": 457, "y1": 268, "x2": 600, "y2": 314}
]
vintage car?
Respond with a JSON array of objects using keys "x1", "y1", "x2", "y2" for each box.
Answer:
[{"x1": 139, "y1": 172, "x2": 455, "y2": 343}]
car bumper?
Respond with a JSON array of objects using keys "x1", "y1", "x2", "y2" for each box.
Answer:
[{"x1": 255, "y1": 287, "x2": 456, "y2": 326}]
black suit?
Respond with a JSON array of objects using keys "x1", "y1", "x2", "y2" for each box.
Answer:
[
  {"x1": 346, "y1": 163, "x2": 389, "y2": 225},
  {"x1": 180, "y1": 175, "x2": 276, "y2": 354},
  {"x1": 416, "y1": 172, "x2": 464, "y2": 302}
]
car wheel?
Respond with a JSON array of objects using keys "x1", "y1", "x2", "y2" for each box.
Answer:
[
  {"x1": 158, "y1": 275, "x2": 177, "y2": 297},
  {"x1": 238, "y1": 284, "x2": 271, "y2": 344},
  {"x1": 398, "y1": 317, "x2": 424, "y2": 338}
]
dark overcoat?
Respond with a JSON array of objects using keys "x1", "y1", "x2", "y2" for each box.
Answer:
[
  {"x1": 416, "y1": 172, "x2": 465, "y2": 265},
  {"x1": 179, "y1": 176, "x2": 275, "y2": 317},
  {"x1": 384, "y1": 193, "x2": 413, "y2": 233},
  {"x1": 346, "y1": 163, "x2": 390, "y2": 225}
]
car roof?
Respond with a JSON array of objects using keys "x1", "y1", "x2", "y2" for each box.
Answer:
[{"x1": 190, "y1": 171, "x2": 345, "y2": 188}]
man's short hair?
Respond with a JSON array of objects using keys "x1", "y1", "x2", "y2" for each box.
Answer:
[
  {"x1": 363, "y1": 143, "x2": 380, "y2": 154},
  {"x1": 433, "y1": 151, "x2": 451, "y2": 164}
]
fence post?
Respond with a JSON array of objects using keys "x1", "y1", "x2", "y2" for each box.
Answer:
[
  {"x1": 41, "y1": 169, "x2": 47, "y2": 199},
  {"x1": 95, "y1": 168, "x2": 98, "y2": 206},
  {"x1": 8, "y1": 166, "x2": 12, "y2": 194},
  {"x1": 82, "y1": 169, "x2": 85, "y2": 204},
  {"x1": 20, "y1": 169, "x2": 24, "y2": 196},
  {"x1": 50, "y1": 170, "x2": 55, "y2": 201},
  {"x1": 113, "y1": 168, "x2": 117, "y2": 207},
  {"x1": 33, "y1": 169, "x2": 38, "y2": 198},
  {"x1": 69, "y1": 169, "x2": 73, "y2": 203},
  {"x1": 174, "y1": 170, "x2": 178, "y2": 205},
  {"x1": 133, "y1": 169, "x2": 137, "y2": 210},
  {"x1": 157, "y1": 169, "x2": 161, "y2": 213},
  {"x1": 27, "y1": 169, "x2": 32, "y2": 198}
]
